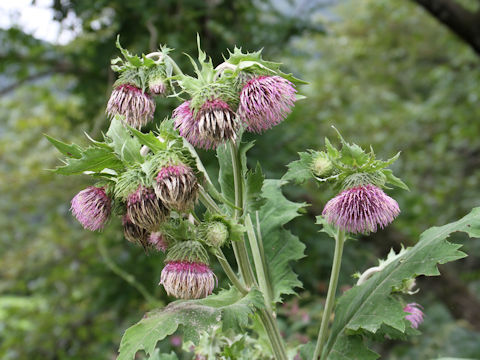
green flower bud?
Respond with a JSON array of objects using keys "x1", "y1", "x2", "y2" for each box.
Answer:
[
  {"x1": 203, "y1": 221, "x2": 229, "y2": 248},
  {"x1": 311, "y1": 152, "x2": 333, "y2": 177}
]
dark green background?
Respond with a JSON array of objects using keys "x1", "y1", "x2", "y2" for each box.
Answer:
[{"x1": 1, "y1": 0, "x2": 479, "y2": 358}]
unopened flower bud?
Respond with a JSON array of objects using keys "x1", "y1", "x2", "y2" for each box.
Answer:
[
  {"x1": 203, "y1": 221, "x2": 229, "y2": 248},
  {"x1": 404, "y1": 303, "x2": 424, "y2": 329},
  {"x1": 154, "y1": 163, "x2": 198, "y2": 212},
  {"x1": 148, "y1": 232, "x2": 168, "y2": 252},
  {"x1": 311, "y1": 152, "x2": 332, "y2": 177},
  {"x1": 71, "y1": 186, "x2": 111, "y2": 231},
  {"x1": 238, "y1": 75, "x2": 296, "y2": 133},
  {"x1": 126, "y1": 185, "x2": 168, "y2": 231},
  {"x1": 322, "y1": 184, "x2": 400, "y2": 234}
]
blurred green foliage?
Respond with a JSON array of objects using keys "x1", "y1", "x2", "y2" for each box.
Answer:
[{"x1": 1, "y1": 0, "x2": 479, "y2": 359}]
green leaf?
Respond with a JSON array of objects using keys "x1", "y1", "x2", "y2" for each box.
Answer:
[
  {"x1": 117, "y1": 288, "x2": 263, "y2": 360},
  {"x1": 316, "y1": 215, "x2": 338, "y2": 239},
  {"x1": 106, "y1": 118, "x2": 144, "y2": 164},
  {"x1": 258, "y1": 180, "x2": 306, "y2": 302},
  {"x1": 383, "y1": 169, "x2": 409, "y2": 191},
  {"x1": 244, "y1": 162, "x2": 266, "y2": 213},
  {"x1": 128, "y1": 127, "x2": 166, "y2": 153},
  {"x1": 44, "y1": 134, "x2": 83, "y2": 159},
  {"x1": 282, "y1": 151, "x2": 315, "y2": 184},
  {"x1": 53, "y1": 147, "x2": 123, "y2": 175},
  {"x1": 321, "y1": 208, "x2": 480, "y2": 360}
]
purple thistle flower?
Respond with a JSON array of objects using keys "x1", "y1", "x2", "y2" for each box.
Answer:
[
  {"x1": 173, "y1": 99, "x2": 238, "y2": 150},
  {"x1": 122, "y1": 214, "x2": 149, "y2": 248},
  {"x1": 160, "y1": 261, "x2": 217, "y2": 299},
  {"x1": 149, "y1": 79, "x2": 167, "y2": 96},
  {"x1": 148, "y1": 232, "x2": 168, "y2": 252},
  {"x1": 71, "y1": 186, "x2": 111, "y2": 231},
  {"x1": 404, "y1": 303, "x2": 424, "y2": 329},
  {"x1": 106, "y1": 84, "x2": 155, "y2": 129},
  {"x1": 154, "y1": 164, "x2": 198, "y2": 212},
  {"x1": 322, "y1": 184, "x2": 400, "y2": 234},
  {"x1": 238, "y1": 75, "x2": 296, "y2": 133},
  {"x1": 126, "y1": 185, "x2": 168, "y2": 231}
]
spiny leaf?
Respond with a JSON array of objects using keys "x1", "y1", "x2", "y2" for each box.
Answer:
[
  {"x1": 258, "y1": 180, "x2": 306, "y2": 302},
  {"x1": 282, "y1": 151, "x2": 317, "y2": 184},
  {"x1": 53, "y1": 147, "x2": 123, "y2": 175},
  {"x1": 117, "y1": 288, "x2": 263, "y2": 360},
  {"x1": 244, "y1": 162, "x2": 266, "y2": 213},
  {"x1": 44, "y1": 134, "x2": 83, "y2": 159},
  {"x1": 321, "y1": 207, "x2": 480, "y2": 360},
  {"x1": 106, "y1": 117, "x2": 144, "y2": 164},
  {"x1": 128, "y1": 127, "x2": 166, "y2": 153}
]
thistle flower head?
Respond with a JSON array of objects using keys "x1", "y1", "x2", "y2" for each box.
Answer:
[
  {"x1": 148, "y1": 66, "x2": 168, "y2": 96},
  {"x1": 148, "y1": 232, "x2": 169, "y2": 252},
  {"x1": 322, "y1": 184, "x2": 400, "y2": 234},
  {"x1": 126, "y1": 185, "x2": 168, "y2": 231},
  {"x1": 122, "y1": 214, "x2": 149, "y2": 248},
  {"x1": 160, "y1": 240, "x2": 216, "y2": 299},
  {"x1": 404, "y1": 303, "x2": 424, "y2": 329},
  {"x1": 238, "y1": 75, "x2": 296, "y2": 133},
  {"x1": 160, "y1": 261, "x2": 216, "y2": 299},
  {"x1": 71, "y1": 186, "x2": 111, "y2": 231},
  {"x1": 106, "y1": 83, "x2": 155, "y2": 129},
  {"x1": 173, "y1": 99, "x2": 238, "y2": 150},
  {"x1": 154, "y1": 163, "x2": 198, "y2": 212}
]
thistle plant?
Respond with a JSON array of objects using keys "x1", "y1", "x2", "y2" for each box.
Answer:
[{"x1": 46, "y1": 36, "x2": 480, "y2": 360}]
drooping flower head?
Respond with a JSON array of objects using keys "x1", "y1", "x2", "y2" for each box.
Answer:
[
  {"x1": 404, "y1": 303, "x2": 424, "y2": 329},
  {"x1": 148, "y1": 66, "x2": 168, "y2": 96},
  {"x1": 322, "y1": 184, "x2": 400, "y2": 234},
  {"x1": 173, "y1": 99, "x2": 238, "y2": 150},
  {"x1": 148, "y1": 232, "x2": 169, "y2": 252},
  {"x1": 126, "y1": 185, "x2": 168, "y2": 231},
  {"x1": 238, "y1": 75, "x2": 296, "y2": 133},
  {"x1": 122, "y1": 214, "x2": 149, "y2": 248},
  {"x1": 71, "y1": 186, "x2": 111, "y2": 231},
  {"x1": 160, "y1": 240, "x2": 216, "y2": 299},
  {"x1": 106, "y1": 70, "x2": 155, "y2": 129},
  {"x1": 154, "y1": 163, "x2": 198, "y2": 212}
]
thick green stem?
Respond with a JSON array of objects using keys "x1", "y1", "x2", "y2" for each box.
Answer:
[
  {"x1": 215, "y1": 248, "x2": 248, "y2": 295},
  {"x1": 229, "y1": 141, "x2": 256, "y2": 287},
  {"x1": 313, "y1": 229, "x2": 346, "y2": 360},
  {"x1": 245, "y1": 214, "x2": 272, "y2": 312},
  {"x1": 259, "y1": 309, "x2": 288, "y2": 360}
]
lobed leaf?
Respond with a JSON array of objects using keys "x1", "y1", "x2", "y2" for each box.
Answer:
[{"x1": 321, "y1": 207, "x2": 480, "y2": 360}]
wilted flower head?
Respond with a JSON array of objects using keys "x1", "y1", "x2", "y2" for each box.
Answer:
[
  {"x1": 71, "y1": 186, "x2": 111, "y2": 231},
  {"x1": 404, "y1": 303, "x2": 424, "y2": 329},
  {"x1": 160, "y1": 261, "x2": 216, "y2": 299},
  {"x1": 322, "y1": 184, "x2": 400, "y2": 234},
  {"x1": 238, "y1": 75, "x2": 296, "y2": 133},
  {"x1": 173, "y1": 99, "x2": 238, "y2": 150},
  {"x1": 122, "y1": 214, "x2": 149, "y2": 248},
  {"x1": 106, "y1": 83, "x2": 155, "y2": 129},
  {"x1": 160, "y1": 240, "x2": 216, "y2": 299},
  {"x1": 148, "y1": 232, "x2": 168, "y2": 252},
  {"x1": 126, "y1": 185, "x2": 168, "y2": 231},
  {"x1": 154, "y1": 163, "x2": 198, "y2": 212}
]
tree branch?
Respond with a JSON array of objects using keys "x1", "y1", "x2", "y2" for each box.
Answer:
[{"x1": 413, "y1": 0, "x2": 480, "y2": 55}]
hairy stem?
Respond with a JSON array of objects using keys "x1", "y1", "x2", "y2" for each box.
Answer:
[
  {"x1": 313, "y1": 229, "x2": 346, "y2": 360},
  {"x1": 215, "y1": 248, "x2": 248, "y2": 295}
]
